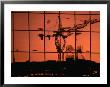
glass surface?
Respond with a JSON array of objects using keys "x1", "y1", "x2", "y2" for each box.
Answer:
[
  {"x1": 45, "y1": 31, "x2": 57, "y2": 52},
  {"x1": 14, "y1": 52, "x2": 29, "y2": 62},
  {"x1": 45, "y1": 53, "x2": 58, "y2": 61},
  {"x1": 75, "y1": 15, "x2": 90, "y2": 31},
  {"x1": 14, "y1": 31, "x2": 29, "y2": 51},
  {"x1": 30, "y1": 53, "x2": 44, "y2": 62},
  {"x1": 60, "y1": 14, "x2": 75, "y2": 28},
  {"x1": 30, "y1": 31, "x2": 44, "y2": 52},
  {"x1": 13, "y1": 13, "x2": 28, "y2": 30},
  {"x1": 30, "y1": 13, "x2": 44, "y2": 30},
  {"x1": 91, "y1": 33, "x2": 100, "y2": 53},
  {"x1": 76, "y1": 32, "x2": 90, "y2": 53},
  {"x1": 45, "y1": 14, "x2": 58, "y2": 31},
  {"x1": 11, "y1": 11, "x2": 100, "y2": 63}
]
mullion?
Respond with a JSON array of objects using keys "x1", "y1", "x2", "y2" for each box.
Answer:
[
  {"x1": 89, "y1": 11, "x2": 91, "y2": 61},
  {"x1": 59, "y1": 11, "x2": 61, "y2": 61},
  {"x1": 11, "y1": 50, "x2": 100, "y2": 53},
  {"x1": 74, "y1": 12, "x2": 77, "y2": 60},
  {"x1": 12, "y1": 13, "x2": 15, "y2": 63},
  {"x1": 11, "y1": 51, "x2": 100, "y2": 54},
  {"x1": 28, "y1": 12, "x2": 31, "y2": 62},
  {"x1": 12, "y1": 30, "x2": 99, "y2": 33},
  {"x1": 44, "y1": 11, "x2": 46, "y2": 61}
]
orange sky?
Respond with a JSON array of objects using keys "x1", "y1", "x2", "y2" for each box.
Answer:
[{"x1": 11, "y1": 11, "x2": 100, "y2": 63}]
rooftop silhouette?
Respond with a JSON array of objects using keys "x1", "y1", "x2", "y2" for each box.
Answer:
[{"x1": 11, "y1": 58, "x2": 100, "y2": 77}]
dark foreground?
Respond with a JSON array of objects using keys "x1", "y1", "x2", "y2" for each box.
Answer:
[{"x1": 11, "y1": 59, "x2": 100, "y2": 77}]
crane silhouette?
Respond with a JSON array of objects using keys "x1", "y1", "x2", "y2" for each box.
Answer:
[{"x1": 38, "y1": 12, "x2": 100, "y2": 61}]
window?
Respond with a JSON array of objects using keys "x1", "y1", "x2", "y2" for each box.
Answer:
[{"x1": 11, "y1": 11, "x2": 100, "y2": 63}]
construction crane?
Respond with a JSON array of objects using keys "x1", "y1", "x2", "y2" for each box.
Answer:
[{"x1": 38, "y1": 11, "x2": 100, "y2": 61}]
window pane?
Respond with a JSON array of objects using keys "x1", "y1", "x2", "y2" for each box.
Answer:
[
  {"x1": 76, "y1": 32, "x2": 90, "y2": 53},
  {"x1": 91, "y1": 33, "x2": 100, "y2": 52},
  {"x1": 76, "y1": 15, "x2": 90, "y2": 31},
  {"x1": 91, "y1": 14, "x2": 100, "y2": 63},
  {"x1": 91, "y1": 54, "x2": 100, "y2": 63},
  {"x1": 11, "y1": 31, "x2": 13, "y2": 51},
  {"x1": 30, "y1": 13, "x2": 44, "y2": 30},
  {"x1": 30, "y1": 53, "x2": 44, "y2": 62},
  {"x1": 64, "y1": 53, "x2": 90, "y2": 61},
  {"x1": 64, "y1": 53, "x2": 75, "y2": 61},
  {"x1": 62, "y1": 33, "x2": 75, "y2": 52},
  {"x1": 45, "y1": 53, "x2": 58, "y2": 61},
  {"x1": 11, "y1": 13, "x2": 14, "y2": 30},
  {"x1": 30, "y1": 31, "x2": 44, "y2": 52},
  {"x1": 61, "y1": 14, "x2": 74, "y2": 28},
  {"x1": 14, "y1": 52, "x2": 29, "y2": 62},
  {"x1": 14, "y1": 31, "x2": 29, "y2": 51},
  {"x1": 79, "y1": 53, "x2": 90, "y2": 60},
  {"x1": 45, "y1": 14, "x2": 58, "y2": 31},
  {"x1": 91, "y1": 15, "x2": 100, "y2": 32},
  {"x1": 13, "y1": 13, "x2": 28, "y2": 30},
  {"x1": 45, "y1": 31, "x2": 57, "y2": 52}
]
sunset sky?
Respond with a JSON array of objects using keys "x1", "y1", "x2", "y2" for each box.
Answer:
[{"x1": 11, "y1": 11, "x2": 100, "y2": 63}]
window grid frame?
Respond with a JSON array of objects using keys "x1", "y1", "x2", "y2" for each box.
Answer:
[{"x1": 11, "y1": 11, "x2": 100, "y2": 62}]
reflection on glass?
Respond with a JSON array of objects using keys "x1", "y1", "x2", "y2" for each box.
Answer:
[
  {"x1": 64, "y1": 53, "x2": 90, "y2": 61},
  {"x1": 76, "y1": 15, "x2": 90, "y2": 31},
  {"x1": 45, "y1": 32, "x2": 57, "y2": 52},
  {"x1": 91, "y1": 15, "x2": 100, "y2": 32},
  {"x1": 11, "y1": 11, "x2": 100, "y2": 77},
  {"x1": 91, "y1": 54, "x2": 100, "y2": 63},
  {"x1": 13, "y1": 13, "x2": 28, "y2": 30},
  {"x1": 91, "y1": 33, "x2": 100, "y2": 52},
  {"x1": 30, "y1": 13, "x2": 44, "y2": 30},
  {"x1": 14, "y1": 52, "x2": 29, "y2": 62},
  {"x1": 30, "y1": 31, "x2": 44, "y2": 52},
  {"x1": 14, "y1": 31, "x2": 29, "y2": 51},
  {"x1": 61, "y1": 14, "x2": 74, "y2": 28},
  {"x1": 62, "y1": 34, "x2": 75, "y2": 52},
  {"x1": 11, "y1": 11, "x2": 100, "y2": 63},
  {"x1": 45, "y1": 53, "x2": 58, "y2": 61},
  {"x1": 45, "y1": 14, "x2": 58, "y2": 31},
  {"x1": 76, "y1": 32, "x2": 90, "y2": 52},
  {"x1": 30, "y1": 53, "x2": 44, "y2": 62},
  {"x1": 11, "y1": 32, "x2": 13, "y2": 51}
]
